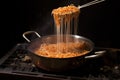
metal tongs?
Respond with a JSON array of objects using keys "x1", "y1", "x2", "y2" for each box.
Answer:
[{"x1": 78, "y1": 0, "x2": 105, "y2": 9}]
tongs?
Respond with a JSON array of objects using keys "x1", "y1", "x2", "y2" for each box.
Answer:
[{"x1": 78, "y1": 0, "x2": 105, "y2": 9}]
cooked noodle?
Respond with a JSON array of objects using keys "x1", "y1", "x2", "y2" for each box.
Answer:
[
  {"x1": 35, "y1": 42, "x2": 89, "y2": 58},
  {"x1": 35, "y1": 4, "x2": 89, "y2": 58}
]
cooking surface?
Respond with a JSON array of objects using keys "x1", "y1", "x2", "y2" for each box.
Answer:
[{"x1": 0, "y1": 43, "x2": 120, "y2": 80}]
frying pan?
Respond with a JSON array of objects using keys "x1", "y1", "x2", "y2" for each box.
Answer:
[{"x1": 23, "y1": 31, "x2": 103, "y2": 72}]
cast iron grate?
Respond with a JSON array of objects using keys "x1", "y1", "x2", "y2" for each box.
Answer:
[{"x1": 0, "y1": 43, "x2": 120, "y2": 80}]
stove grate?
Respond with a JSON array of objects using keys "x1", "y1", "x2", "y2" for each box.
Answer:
[{"x1": 0, "y1": 43, "x2": 120, "y2": 80}]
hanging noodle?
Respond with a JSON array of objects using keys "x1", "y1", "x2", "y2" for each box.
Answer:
[{"x1": 52, "y1": 4, "x2": 80, "y2": 53}]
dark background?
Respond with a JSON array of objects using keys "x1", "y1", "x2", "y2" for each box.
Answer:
[{"x1": 1, "y1": 0, "x2": 120, "y2": 57}]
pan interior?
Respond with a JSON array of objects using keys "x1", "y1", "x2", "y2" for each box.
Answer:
[{"x1": 28, "y1": 35, "x2": 94, "y2": 58}]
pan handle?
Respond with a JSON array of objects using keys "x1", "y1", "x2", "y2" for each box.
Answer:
[
  {"x1": 22, "y1": 31, "x2": 41, "y2": 42},
  {"x1": 85, "y1": 50, "x2": 106, "y2": 59}
]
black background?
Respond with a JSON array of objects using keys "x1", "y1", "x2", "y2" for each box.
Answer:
[{"x1": 1, "y1": 0, "x2": 120, "y2": 57}]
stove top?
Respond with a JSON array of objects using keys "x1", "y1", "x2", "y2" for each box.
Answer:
[{"x1": 0, "y1": 43, "x2": 120, "y2": 80}]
